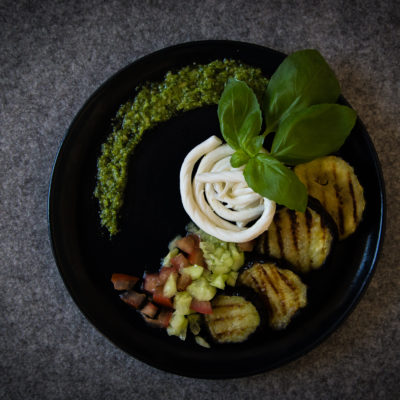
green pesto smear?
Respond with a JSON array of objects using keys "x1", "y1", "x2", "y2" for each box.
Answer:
[{"x1": 95, "y1": 59, "x2": 269, "y2": 236}]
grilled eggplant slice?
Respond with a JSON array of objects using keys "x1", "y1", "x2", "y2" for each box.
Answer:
[
  {"x1": 294, "y1": 156, "x2": 365, "y2": 240},
  {"x1": 204, "y1": 295, "x2": 260, "y2": 343},
  {"x1": 257, "y1": 199, "x2": 336, "y2": 273},
  {"x1": 239, "y1": 262, "x2": 307, "y2": 330}
]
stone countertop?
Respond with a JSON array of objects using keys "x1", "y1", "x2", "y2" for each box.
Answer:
[{"x1": 1, "y1": 0, "x2": 399, "y2": 399}]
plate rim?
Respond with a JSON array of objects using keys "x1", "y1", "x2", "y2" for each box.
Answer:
[{"x1": 47, "y1": 39, "x2": 386, "y2": 378}]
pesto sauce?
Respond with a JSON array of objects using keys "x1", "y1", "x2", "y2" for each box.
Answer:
[{"x1": 95, "y1": 59, "x2": 268, "y2": 236}]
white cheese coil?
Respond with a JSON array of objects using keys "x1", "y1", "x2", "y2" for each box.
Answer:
[{"x1": 179, "y1": 135, "x2": 276, "y2": 242}]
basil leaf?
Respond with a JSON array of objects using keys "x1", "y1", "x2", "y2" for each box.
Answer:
[
  {"x1": 218, "y1": 79, "x2": 262, "y2": 150},
  {"x1": 244, "y1": 154, "x2": 307, "y2": 212},
  {"x1": 271, "y1": 103, "x2": 357, "y2": 165},
  {"x1": 242, "y1": 135, "x2": 264, "y2": 157},
  {"x1": 263, "y1": 49, "x2": 341, "y2": 133},
  {"x1": 230, "y1": 149, "x2": 250, "y2": 168}
]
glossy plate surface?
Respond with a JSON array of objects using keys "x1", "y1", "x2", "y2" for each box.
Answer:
[{"x1": 48, "y1": 40, "x2": 385, "y2": 378}]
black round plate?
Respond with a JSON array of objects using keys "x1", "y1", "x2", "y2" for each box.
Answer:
[{"x1": 48, "y1": 40, "x2": 385, "y2": 378}]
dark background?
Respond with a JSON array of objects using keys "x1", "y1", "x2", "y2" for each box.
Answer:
[{"x1": 1, "y1": 0, "x2": 399, "y2": 399}]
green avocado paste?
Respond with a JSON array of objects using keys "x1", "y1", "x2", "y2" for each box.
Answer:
[{"x1": 95, "y1": 59, "x2": 268, "y2": 236}]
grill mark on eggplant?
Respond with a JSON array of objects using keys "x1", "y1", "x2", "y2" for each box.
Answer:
[
  {"x1": 245, "y1": 268, "x2": 275, "y2": 316},
  {"x1": 336, "y1": 191, "x2": 345, "y2": 236},
  {"x1": 348, "y1": 170, "x2": 358, "y2": 225},
  {"x1": 332, "y1": 163, "x2": 345, "y2": 236},
  {"x1": 305, "y1": 208, "x2": 313, "y2": 267},
  {"x1": 271, "y1": 268, "x2": 295, "y2": 314},
  {"x1": 274, "y1": 211, "x2": 284, "y2": 258},
  {"x1": 315, "y1": 170, "x2": 327, "y2": 211},
  {"x1": 288, "y1": 209, "x2": 299, "y2": 252},
  {"x1": 320, "y1": 211, "x2": 327, "y2": 260},
  {"x1": 212, "y1": 313, "x2": 247, "y2": 323},
  {"x1": 214, "y1": 327, "x2": 247, "y2": 339},
  {"x1": 305, "y1": 208, "x2": 313, "y2": 234},
  {"x1": 277, "y1": 270, "x2": 300, "y2": 310},
  {"x1": 276, "y1": 269, "x2": 296, "y2": 293},
  {"x1": 318, "y1": 206, "x2": 326, "y2": 229},
  {"x1": 259, "y1": 264, "x2": 279, "y2": 296},
  {"x1": 300, "y1": 209, "x2": 310, "y2": 268},
  {"x1": 261, "y1": 267, "x2": 287, "y2": 314},
  {"x1": 250, "y1": 272, "x2": 264, "y2": 294}
]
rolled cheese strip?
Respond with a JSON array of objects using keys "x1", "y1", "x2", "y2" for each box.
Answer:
[
  {"x1": 180, "y1": 135, "x2": 276, "y2": 243},
  {"x1": 204, "y1": 182, "x2": 265, "y2": 222},
  {"x1": 196, "y1": 171, "x2": 246, "y2": 184}
]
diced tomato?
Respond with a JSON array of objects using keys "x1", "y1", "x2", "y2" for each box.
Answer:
[
  {"x1": 157, "y1": 308, "x2": 173, "y2": 328},
  {"x1": 140, "y1": 302, "x2": 158, "y2": 318},
  {"x1": 159, "y1": 265, "x2": 179, "y2": 284},
  {"x1": 170, "y1": 253, "x2": 190, "y2": 271},
  {"x1": 190, "y1": 299, "x2": 212, "y2": 314},
  {"x1": 120, "y1": 290, "x2": 146, "y2": 309},
  {"x1": 187, "y1": 233, "x2": 200, "y2": 247},
  {"x1": 176, "y1": 233, "x2": 202, "y2": 254},
  {"x1": 111, "y1": 273, "x2": 139, "y2": 291},
  {"x1": 153, "y1": 288, "x2": 173, "y2": 308},
  {"x1": 188, "y1": 248, "x2": 206, "y2": 267},
  {"x1": 142, "y1": 308, "x2": 172, "y2": 329},
  {"x1": 176, "y1": 273, "x2": 192, "y2": 291},
  {"x1": 237, "y1": 240, "x2": 255, "y2": 252},
  {"x1": 143, "y1": 272, "x2": 161, "y2": 294},
  {"x1": 176, "y1": 235, "x2": 197, "y2": 254}
]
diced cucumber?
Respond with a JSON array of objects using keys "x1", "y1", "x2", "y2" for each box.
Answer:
[
  {"x1": 163, "y1": 273, "x2": 177, "y2": 297},
  {"x1": 199, "y1": 237, "x2": 244, "y2": 274},
  {"x1": 202, "y1": 269, "x2": 211, "y2": 280},
  {"x1": 226, "y1": 271, "x2": 239, "y2": 286},
  {"x1": 229, "y1": 243, "x2": 245, "y2": 271},
  {"x1": 188, "y1": 314, "x2": 201, "y2": 335},
  {"x1": 174, "y1": 291, "x2": 192, "y2": 315},
  {"x1": 195, "y1": 336, "x2": 210, "y2": 348},
  {"x1": 208, "y1": 273, "x2": 227, "y2": 290},
  {"x1": 215, "y1": 246, "x2": 224, "y2": 258},
  {"x1": 211, "y1": 262, "x2": 232, "y2": 275},
  {"x1": 182, "y1": 264, "x2": 204, "y2": 280},
  {"x1": 187, "y1": 277, "x2": 216, "y2": 301},
  {"x1": 162, "y1": 247, "x2": 179, "y2": 267},
  {"x1": 167, "y1": 312, "x2": 188, "y2": 340}
]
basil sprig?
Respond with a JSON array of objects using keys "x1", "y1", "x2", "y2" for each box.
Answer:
[
  {"x1": 244, "y1": 154, "x2": 308, "y2": 211},
  {"x1": 218, "y1": 49, "x2": 357, "y2": 212},
  {"x1": 270, "y1": 103, "x2": 357, "y2": 165},
  {"x1": 263, "y1": 49, "x2": 341, "y2": 134},
  {"x1": 217, "y1": 79, "x2": 263, "y2": 159}
]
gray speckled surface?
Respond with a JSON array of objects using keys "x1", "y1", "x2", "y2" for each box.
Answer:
[{"x1": 1, "y1": 0, "x2": 399, "y2": 399}]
